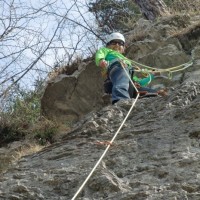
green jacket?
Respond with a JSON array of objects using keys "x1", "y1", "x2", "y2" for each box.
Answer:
[
  {"x1": 95, "y1": 47, "x2": 132, "y2": 67},
  {"x1": 95, "y1": 47, "x2": 154, "y2": 86}
]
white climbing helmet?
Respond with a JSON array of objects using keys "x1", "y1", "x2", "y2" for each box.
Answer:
[{"x1": 106, "y1": 32, "x2": 125, "y2": 44}]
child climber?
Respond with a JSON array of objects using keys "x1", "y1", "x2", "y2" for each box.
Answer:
[{"x1": 95, "y1": 32, "x2": 161, "y2": 104}]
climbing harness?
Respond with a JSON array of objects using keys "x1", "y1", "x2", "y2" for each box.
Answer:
[{"x1": 71, "y1": 66, "x2": 140, "y2": 200}]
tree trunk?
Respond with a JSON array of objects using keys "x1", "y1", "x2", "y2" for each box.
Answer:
[{"x1": 134, "y1": 0, "x2": 170, "y2": 20}]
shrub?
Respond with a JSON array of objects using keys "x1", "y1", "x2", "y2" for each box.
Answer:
[
  {"x1": 0, "y1": 81, "x2": 59, "y2": 146},
  {"x1": 164, "y1": 0, "x2": 200, "y2": 14},
  {"x1": 31, "y1": 117, "x2": 59, "y2": 145}
]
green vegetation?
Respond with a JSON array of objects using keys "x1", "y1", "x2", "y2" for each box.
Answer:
[
  {"x1": 164, "y1": 0, "x2": 200, "y2": 13},
  {"x1": 89, "y1": 0, "x2": 200, "y2": 34},
  {"x1": 88, "y1": 0, "x2": 141, "y2": 33},
  {"x1": 0, "y1": 81, "x2": 59, "y2": 147}
]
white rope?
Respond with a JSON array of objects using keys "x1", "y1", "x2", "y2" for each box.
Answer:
[{"x1": 71, "y1": 66, "x2": 139, "y2": 200}]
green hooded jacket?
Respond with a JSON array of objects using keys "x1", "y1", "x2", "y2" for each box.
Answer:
[
  {"x1": 95, "y1": 47, "x2": 154, "y2": 86},
  {"x1": 95, "y1": 47, "x2": 132, "y2": 66}
]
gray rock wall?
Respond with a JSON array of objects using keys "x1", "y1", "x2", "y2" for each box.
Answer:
[
  {"x1": 0, "y1": 81, "x2": 200, "y2": 199},
  {"x1": 41, "y1": 15, "x2": 200, "y2": 123},
  {"x1": 41, "y1": 62, "x2": 104, "y2": 123},
  {"x1": 2, "y1": 14, "x2": 199, "y2": 199}
]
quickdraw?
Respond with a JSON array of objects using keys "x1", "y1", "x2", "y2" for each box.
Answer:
[{"x1": 94, "y1": 140, "x2": 114, "y2": 146}]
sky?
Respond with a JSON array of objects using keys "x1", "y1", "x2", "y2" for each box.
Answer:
[{"x1": 0, "y1": 0, "x2": 101, "y2": 93}]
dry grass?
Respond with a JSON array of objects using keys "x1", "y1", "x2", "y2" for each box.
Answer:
[
  {"x1": 171, "y1": 21, "x2": 200, "y2": 38},
  {"x1": 13, "y1": 143, "x2": 45, "y2": 161},
  {"x1": 47, "y1": 57, "x2": 84, "y2": 82},
  {"x1": 0, "y1": 142, "x2": 46, "y2": 173},
  {"x1": 168, "y1": 0, "x2": 200, "y2": 14}
]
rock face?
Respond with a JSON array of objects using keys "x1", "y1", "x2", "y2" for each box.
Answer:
[
  {"x1": 1, "y1": 81, "x2": 200, "y2": 199},
  {"x1": 41, "y1": 14, "x2": 200, "y2": 122},
  {"x1": 41, "y1": 62, "x2": 104, "y2": 122},
  {"x1": 1, "y1": 14, "x2": 200, "y2": 200}
]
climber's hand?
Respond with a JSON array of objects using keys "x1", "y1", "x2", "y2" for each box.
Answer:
[{"x1": 99, "y1": 59, "x2": 108, "y2": 68}]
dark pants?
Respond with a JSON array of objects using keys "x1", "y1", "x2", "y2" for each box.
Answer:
[
  {"x1": 105, "y1": 62, "x2": 157, "y2": 102},
  {"x1": 107, "y1": 62, "x2": 133, "y2": 103}
]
